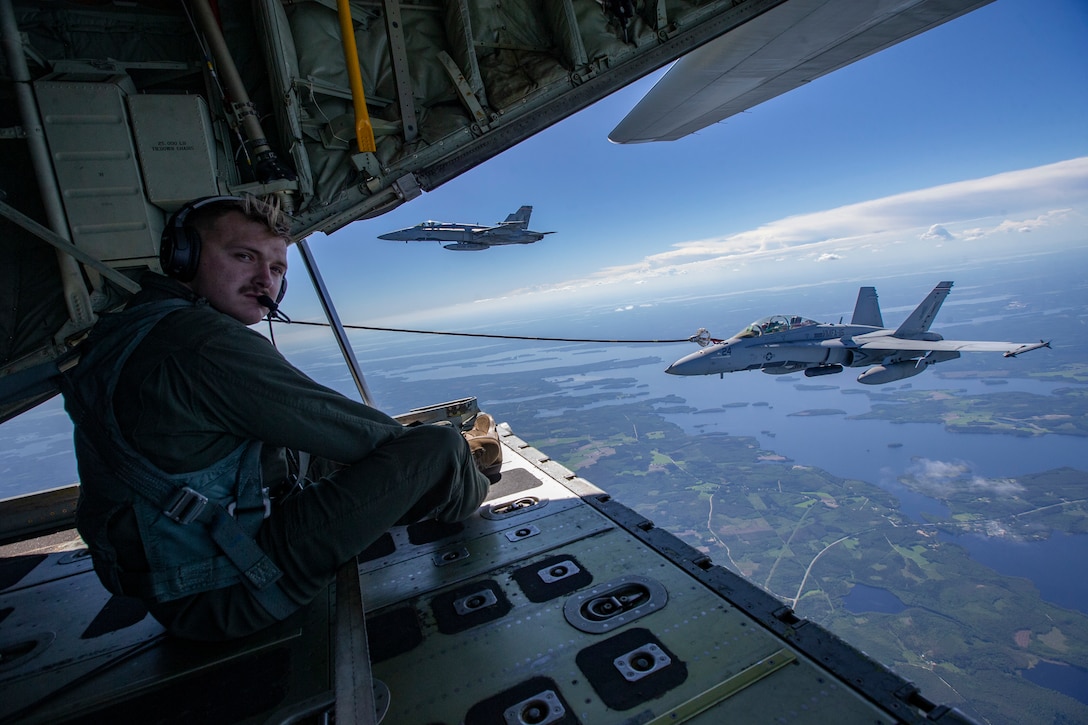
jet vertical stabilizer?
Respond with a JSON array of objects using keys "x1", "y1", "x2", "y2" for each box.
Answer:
[
  {"x1": 851, "y1": 287, "x2": 883, "y2": 327},
  {"x1": 503, "y1": 206, "x2": 534, "y2": 229},
  {"x1": 894, "y1": 281, "x2": 953, "y2": 337}
]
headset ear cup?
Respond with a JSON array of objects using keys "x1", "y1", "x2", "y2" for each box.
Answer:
[
  {"x1": 160, "y1": 195, "x2": 246, "y2": 282},
  {"x1": 161, "y1": 210, "x2": 202, "y2": 282},
  {"x1": 168, "y1": 227, "x2": 200, "y2": 282},
  {"x1": 179, "y1": 227, "x2": 201, "y2": 282},
  {"x1": 159, "y1": 221, "x2": 178, "y2": 277},
  {"x1": 275, "y1": 276, "x2": 287, "y2": 304}
]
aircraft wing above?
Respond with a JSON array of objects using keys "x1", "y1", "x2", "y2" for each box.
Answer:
[
  {"x1": 854, "y1": 336, "x2": 1050, "y2": 356},
  {"x1": 609, "y1": 0, "x2": 994, "y2": 143}
]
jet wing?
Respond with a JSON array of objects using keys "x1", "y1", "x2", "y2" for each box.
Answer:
[
  {"x1": 856, "y1": 336, "x2": 1050, "y2": 357},
  {"x1": 609, "y1": 0, "x2": 993, "y2": 143}
]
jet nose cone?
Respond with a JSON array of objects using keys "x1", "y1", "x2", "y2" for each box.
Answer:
[{"x1": 666, "y1": 349, "x2": 709, "y2": 376}]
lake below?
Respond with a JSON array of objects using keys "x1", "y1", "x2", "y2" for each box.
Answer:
[
  {"x1": 845, "y1": 580, "x2": 1088, "y2": 707},
  {"x1": 1022, "y1": 660, "x2": 1088, "y2": 707},
  {"x1": 842, "y1": 583, "x2": 908, "y2": 614}
]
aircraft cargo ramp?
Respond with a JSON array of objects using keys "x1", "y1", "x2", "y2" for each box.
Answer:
[{"x1": 0, "y1": 421, "x2": 975, "y2": 724}]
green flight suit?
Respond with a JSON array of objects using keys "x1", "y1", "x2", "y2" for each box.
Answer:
[{"x1": 77, "y1": 273, "x2": 489, "y2": 640}]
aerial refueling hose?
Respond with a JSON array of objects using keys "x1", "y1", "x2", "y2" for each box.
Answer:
[{"x1": 275, "y1": 318, "x2": 694, "y2": 344}]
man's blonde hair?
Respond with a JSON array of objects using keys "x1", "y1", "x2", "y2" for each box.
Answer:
[{"x1": 188, "y1": 195, "x2": 292, "y2": 243}]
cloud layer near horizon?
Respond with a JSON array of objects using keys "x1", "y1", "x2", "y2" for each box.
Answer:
[
  {"x1": 508, "y1": 156, "x2": 1088, "y2": 297},
  {"x1": 379, "y1": 157, "x2": 1086, "y2": 326}
]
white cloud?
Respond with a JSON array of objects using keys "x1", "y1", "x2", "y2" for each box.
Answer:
[
  {"x1": 816, "y1": 253, "x2": 842, "y2": 262},
  {"x1": 903, "y1": 458, "x2": 1025, "y2": 499},
  {"x1": 992, "y1": 209, "x2": 1072, "y2": 234},
  {"x1": 920, "y1": 224, "x2": 954, "y2": 241},
  {"x1": 504, "y1": 157, "x2": 1088, "y2": 296}
]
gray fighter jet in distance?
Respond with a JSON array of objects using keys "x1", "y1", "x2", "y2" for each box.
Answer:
[
  {"x1": 666, "y1": 282, "x2": 1050, "y2": 384},
  {"x1": 377, "y1": 205, "x2": 553, "y2": 251}
]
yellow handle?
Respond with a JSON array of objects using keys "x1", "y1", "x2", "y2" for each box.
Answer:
[{"x1": 337, "y1": 0, "x2": 377, "y2": 153}]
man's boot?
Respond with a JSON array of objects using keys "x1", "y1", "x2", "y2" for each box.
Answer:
[{"x1": 464, "y1": 413, "x2": 502, "y2": 483}]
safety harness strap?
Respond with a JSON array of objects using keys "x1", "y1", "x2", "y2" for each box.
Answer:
[
  {"x1": 61, "y1": 373, "x2": 297, "y2": 621},
  {"x1": 111, "y1": 439, "x2": 296, "y2": 619}
]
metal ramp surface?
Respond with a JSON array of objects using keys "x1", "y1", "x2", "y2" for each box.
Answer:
[{"x1": 0, "y1": 423, "x2": 970, "y2": 724}]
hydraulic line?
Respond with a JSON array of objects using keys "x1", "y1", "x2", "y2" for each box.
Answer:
[{"x1": 187, "y1": 0, "x2": 296, "y2": 192}]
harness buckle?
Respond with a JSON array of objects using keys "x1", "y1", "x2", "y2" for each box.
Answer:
[
  {"x1": 164, "y1": 486, "x2": 209, "y2": 524},
  {"x1": 226, "y1": 487, "x2": 272, "y2": 520}
]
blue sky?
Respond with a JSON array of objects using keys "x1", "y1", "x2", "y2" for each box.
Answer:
[{"x1": 282, "y1": 0, "x2": 1088, "y2": 337}]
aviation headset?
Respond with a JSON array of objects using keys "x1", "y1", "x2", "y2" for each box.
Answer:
[{"x1": 160, "y1": 195, "x2": 287, "y2": 304}]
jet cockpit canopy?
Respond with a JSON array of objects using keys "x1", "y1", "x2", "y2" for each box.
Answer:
[{"x1": 734, "y1": 315, "x2": 818, "y2": 338}]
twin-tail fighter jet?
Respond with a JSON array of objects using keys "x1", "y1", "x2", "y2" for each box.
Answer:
[
  {"x1": 666, "y1": 282, "x2": 1050, "y2": 385},
  {"x1": 378, "y1": 206, "x2": 553, "y2": 251}
]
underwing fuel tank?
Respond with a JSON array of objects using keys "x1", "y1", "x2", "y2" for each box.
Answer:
[
  {"x1": 444, "y1": 242, "x2": 490, "y2": 251},
  {"x1": 857, "y1": 361, "x2": 928, "y2": 385},
  {"x1": 762, "y1": 364, "x2": 810, "y2": 375},
  {"x1": 803, "y1": 364, "x2": 844, "y2": 377}
]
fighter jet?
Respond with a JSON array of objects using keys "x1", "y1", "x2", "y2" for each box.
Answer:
[
  {"x1": 666, "y1": 282, "x2": 1050, "y2": 385},
  {"x1": 377, "y1": 206, "x2": 553, "y2": 251}
]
